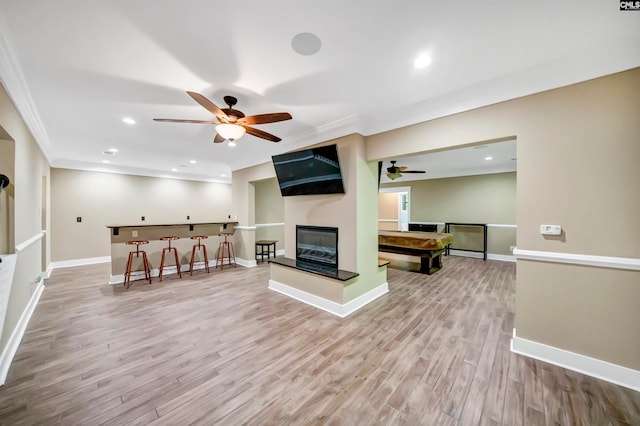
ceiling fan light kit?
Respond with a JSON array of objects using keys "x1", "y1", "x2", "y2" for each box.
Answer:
[{"x1": 215, "y1": 123, "x2": 246, "y2": 141}]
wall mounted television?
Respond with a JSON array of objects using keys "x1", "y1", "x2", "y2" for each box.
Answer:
[{"x1": 271, "y1": 144, "x2": 345, "y2": 197}]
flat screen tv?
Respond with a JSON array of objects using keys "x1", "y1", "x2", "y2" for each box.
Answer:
[{"x1": 271, "y1": 144, "x2": 345, "y2": 196}]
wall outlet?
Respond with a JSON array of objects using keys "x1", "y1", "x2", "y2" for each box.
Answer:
[
  {"x1": 187, "y1": 215, "x2": 190, "y2": 220},
  {"x1": 76, "y1": 216, "x2": 82, "y2": 223},
  {"x1": 132, "y1": 230, "x2": 138, "y2": 237},
  {"x1": 540, "y1": 224, "x2": 561, "y2": 235},
  {"x1": 141, "y1": 216, "x2": 145, "y2": 221}
]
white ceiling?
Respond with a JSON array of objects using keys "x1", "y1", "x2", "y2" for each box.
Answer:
[
  {"x1": 380, "y1": 139, "x2": 517, "y2": 184},
  {"x1": 0, "y1": 2, "x2": 638, "y2": 183}
]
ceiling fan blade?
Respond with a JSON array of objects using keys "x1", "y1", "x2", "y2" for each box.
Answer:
[
  {"x1": 239, "y1": 112, "x2": 292, "y2": 125},
  {"x1": 403, "y1": 170, "x2": 426, "y2": 173},
  {"x1": 214, "y1": 133, "x2": 225, "y2": 143},
  {"x1": 244, "y1": 126, "x2": 281, "y2": 142},
  {"x1": 186, "y1": 91, "x2": 229, "y2": 121},
  {"x1": 398, "y1": 166, "x2": 408, "y2": 172},
  {"x1": 154, "y1": 118, "x2": 218, "y2": 124}
]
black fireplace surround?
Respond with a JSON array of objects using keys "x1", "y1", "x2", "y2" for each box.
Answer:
[{"x1": 296, "y1": 225, "x2": 338, "y2": 271}]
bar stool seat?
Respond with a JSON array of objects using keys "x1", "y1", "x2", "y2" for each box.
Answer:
[
  {"x1": 217, "y1": 233, "x2": 236, "y2": 269},
  {"x1": 159, "y1": 236, "x2": 181, "y2": 281},
  {"x1": 189, "y1": 236, "x2": 210, "y2": 275},
  {"x1": 124, "y1": 240, "x2": 152, "y2": 289}
]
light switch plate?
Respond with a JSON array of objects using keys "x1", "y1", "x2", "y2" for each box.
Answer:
[{"x1": 540, "y1": 224, "x2": 561, "y2": 235}]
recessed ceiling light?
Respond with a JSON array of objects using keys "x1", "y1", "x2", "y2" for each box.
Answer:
[
  {"x1": 485, "y1": 156, "x2": 493, "y2": 160},
  {"x1": 221, "y1": 174, "x2": 227, "y2": 177},
  {"x1": 102, "y1": 160, "x2": 110, "y2": 164},
  {"x1": 122, "y1": 117, "x2": 136, "y2": 125},
  {"x1": 189, "y1": 160, "x2": 197, "y2": 164},
  {"x1": 414, "y1": 53, "x2": 432, "y2": 69},
  {"x1": 171, "y1": 168, "x2": 178, "y2": 172},
  {"x1": 106, "y1": 148, "x2": 119, "y2": 153},
  {"x1": 228, "y1": 141, "x2": 237, "y2": 147}
]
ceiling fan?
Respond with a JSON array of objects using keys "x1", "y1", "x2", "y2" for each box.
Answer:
[
  {"x1": 154, "y1": 91, "x2": 292, "y2": 143},
  {"x1": 385, "y1": 160, "x2": 426, "y2": 180}
]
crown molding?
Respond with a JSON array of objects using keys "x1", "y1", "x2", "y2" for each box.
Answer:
[{"x1": 0, "y1": 14, "x2": 53, "y2": 162}]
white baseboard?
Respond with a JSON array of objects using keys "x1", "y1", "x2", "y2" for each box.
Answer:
[
  {"x1": 235, "y1": 258, "x2": 256, "y2": 268},
  {"x1": 109, "y1": 258, "x2": 243, "y2": 285},
  {"x1": 0, "y1": 279, "x2": 45, "y2": 385},
  {"x1": 487, "y1": 253, "x2": 516, "y2": 262},
  {"x1": 447, "y1": 250, "x2": 516, "y2": 262},
  {"x1": 49, "y1": 256, "x2": 111, "y2": 271},
  {"x1": 511, "y1": 329, "x2": 640, "y2": 392},
  {"x1": 268, "y1": 280, "x2": 389, "y2": 318}
]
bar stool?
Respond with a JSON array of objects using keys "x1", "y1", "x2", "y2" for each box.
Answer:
[
  {"x1": 124, "y1": 240, "x2": 152, "y2": 289},
  {"x1": 216, "y1": 232, "x2": 236, "y2": 269},
  {"x1": 159, "y1": 236, "x2": 181, "y2": 281},
  {"x1": 189, "y1": 236, "x2": 210, "y2": 275}
]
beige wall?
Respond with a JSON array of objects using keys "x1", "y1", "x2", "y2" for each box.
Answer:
[
  {"x1": 254, "y1": 178, "x2": 284, "y2": 252},
  {"x1": 0, "y1": 83, "x2": 51, "y2": 353},
  {"x1": 231, "y1": 162, "x2": 276, "y2": 261},
  {"x1": 381, "y1": 172, "x2": 517, "y2": 255},
  {"x1": 367, "y1": 69, "x2": 640, "y2": 369},
  {"x1": 378, "y1": 192, "x2": 398, "y2": 231},
  {"x1": 50, "y1": 168, "x2": 232, "y2": 262}
]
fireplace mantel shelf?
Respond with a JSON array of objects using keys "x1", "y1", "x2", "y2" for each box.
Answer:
[{"x1": 269, "y1": 257, "x2": 358, "y2": 281}]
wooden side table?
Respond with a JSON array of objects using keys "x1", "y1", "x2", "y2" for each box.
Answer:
[{"x1": 255, "y1": 240, "x2": 277, "y2": 262}]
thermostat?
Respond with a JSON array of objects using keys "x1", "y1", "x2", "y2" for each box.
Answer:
[{"x1": 540, "y1": 224, "x2": 561, "y2": 235}]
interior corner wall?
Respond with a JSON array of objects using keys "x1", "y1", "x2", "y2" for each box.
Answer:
[
  {"x1": 366, "y1": 68, "x2": 640, "y2": 371},
  {"x1": 232, "y1": 162, "x2": 277, "y2": 261},
  {"x1": 254, "y1": 178, "x2": 284, "y2": 252},
  {"x1": 50, "y1": 168, "x2": 232, "y2": 262},
  {"x1": 0, "y1": 82, "x2": 51, "y2": 355}
]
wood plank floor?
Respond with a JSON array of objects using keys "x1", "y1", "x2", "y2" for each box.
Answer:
[{"x1": 0, "y1": 257, "x2": 638, "y2": 425}]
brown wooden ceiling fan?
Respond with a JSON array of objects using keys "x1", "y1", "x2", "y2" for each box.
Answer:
[
  {"x1": 386, "y1": 160, "x2": 426, "y2": 180},
  {"x1": 154, "y1": 91, "x2": 292, "y2": 143}
]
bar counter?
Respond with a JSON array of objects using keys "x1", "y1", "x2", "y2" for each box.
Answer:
[{"x1": 107, "y1": 221, "x2": 238, "y2": 285}]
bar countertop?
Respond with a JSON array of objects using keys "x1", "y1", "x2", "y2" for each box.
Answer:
[{"x1": 106, "y1": 221, "x2": 238, "y2": 236}]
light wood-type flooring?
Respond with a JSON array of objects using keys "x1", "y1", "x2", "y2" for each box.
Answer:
[{"x1": 0, "y1": 256, "x2": 638, "y2": 425}]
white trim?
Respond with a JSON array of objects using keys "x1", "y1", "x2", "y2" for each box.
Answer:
[
  {"x1": 447, "y1": 250, "x2": 515, "y2": 262},
  {"x1": 234, "y1": 225, "x2": 256, "y2": 231},
  {"x1": 108, "y1": 259, "x2": 248, "y2": 285},
  {"x1": 448, "y1": 249, "x2": 484, "y2": 259},
  {"x1": 276, "y1": 249, "x2": 285, "y2": 257},
  {"x1": 408, "y1": 221, "x2": 445, "y2": 226},
  {"x1": 15, "y1": 231, "x2": 45, "y2": 253},
  {"x1": 378, "y1": 219, "x2": 398, "y2": 223},
  {"x1": 486, "y1": 223, "x2": 517, "y2": 228},
  {"x1": 487, "y1": 253, "x2": 516, "y2": 262},
  {"x1": 513, "y1": 248, "x2": 640, "y2": 271},
  {"x1": 235, "y1": 258, "x2": 257, "y2": 268},
  {"x1": 49, "y1": 256, "x2": 111, "y2": 270},
  {"x1": 268, "y1": 280, "x2": 389, "y2": 318},
  {"x1": 379, "y1": 186, "x2": 411, "y2": 194},
  {"x1": 254, "y1": 222, "x2": 284, "y2": 228},
  {"x1": 0, "y1": 15, "x2": 53, "y2": 161},
  {"x1": 0, "y1": 279, "x2": 45, "y2": 385},
  {"x1": 511, "y1": 329, "x2": 640, "y2": 392}
]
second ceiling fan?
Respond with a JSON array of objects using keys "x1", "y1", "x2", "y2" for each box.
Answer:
[
  {"x1": 385, "y1": 160, "x2": 426, "y2": 180},
  {"x1": 154, "y1": 91, "x2": 292, "y2": 143}
]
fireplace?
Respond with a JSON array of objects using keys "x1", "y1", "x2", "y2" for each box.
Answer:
[{"x1": 296, "y1": 225, "x2": 338, "y2": 270}]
